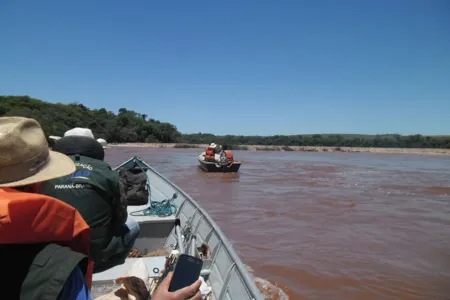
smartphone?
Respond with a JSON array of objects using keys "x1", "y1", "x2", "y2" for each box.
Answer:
[{"x1": 168, "y1": 254, "x2": 203, "y2": 292}]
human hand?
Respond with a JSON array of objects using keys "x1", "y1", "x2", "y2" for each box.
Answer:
[{"x1": 152, "y1": 272, "x2": 202, "y2": 300}]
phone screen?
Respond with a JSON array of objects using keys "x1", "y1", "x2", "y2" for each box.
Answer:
[{"x1": 168, "y1": 254, "x2": 203, "y2": 292}]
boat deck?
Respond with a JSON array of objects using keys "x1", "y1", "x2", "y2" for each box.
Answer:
[
  {"x1": 93, "y1": 256, "x2": 166, "y2": 282},
  {"x1": 95, "y1": 156, "x2": 263, "y2": 300}
]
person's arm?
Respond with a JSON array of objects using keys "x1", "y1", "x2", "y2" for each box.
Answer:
[
  {"x1": 57, "y1": 266, "x2": 92, "y2": 300},
  {"x1": 109, "y1": 169, "x2": 128, "y2": 226}
]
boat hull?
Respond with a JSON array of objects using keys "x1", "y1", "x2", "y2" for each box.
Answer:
[
  {"x1": 198, "y1": 157, "x2": 242, "y2": 173},
  {"x1": 92, "y1": 156, "x2": 262, "y2": 300}
]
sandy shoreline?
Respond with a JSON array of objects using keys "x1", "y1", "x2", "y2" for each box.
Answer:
[{"x1": 109, "y1": 143, "x2": 450, "y2": 156}]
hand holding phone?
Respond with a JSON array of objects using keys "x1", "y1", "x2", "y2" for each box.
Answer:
[
  {"x1": 168, "y1": 254, "x2": 203, "y2": 292},
  {"x1": 152, "y1": 272, "x2": 201, "y2": 300}
]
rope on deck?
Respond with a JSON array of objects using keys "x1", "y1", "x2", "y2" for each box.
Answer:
[{"x1": 130, "y1": 198, "x2": 177, "y2": 217}]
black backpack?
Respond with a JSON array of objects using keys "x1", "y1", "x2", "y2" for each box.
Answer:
[{"x1": 119, "y1": 167, "x2": 149, "y2": 206}]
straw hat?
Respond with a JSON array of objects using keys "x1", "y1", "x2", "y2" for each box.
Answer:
[
  {"x1": 0, "y1": 117, "x2": 76, "y2": 187},
  {"x1": 64, "y1": 127, "x2": 95, "y2": 139}
]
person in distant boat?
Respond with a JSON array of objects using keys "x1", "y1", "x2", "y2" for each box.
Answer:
[
  {"x1": 0, "y1": 117, "x2": 93, "y2": 300},
  {"x1": 38, "y1": 127, "x2": 140, "y2": 273},
  {"x1": 213, "y1": 144, "x2": 223, "y2": 154},
  {"x1": 203, "y1": 143, "x2": 217, "y2": 161},
  {"x1": 203, "y1": 142, "x2": 227, "y2": 162},
  {"x1": 202, "y1": 143, "x2": 235, "y2": 166}
]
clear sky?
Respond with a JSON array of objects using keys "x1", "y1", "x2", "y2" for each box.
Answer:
[{"x1": 1, "y1": 0, "x2": 449, "y2": 136}]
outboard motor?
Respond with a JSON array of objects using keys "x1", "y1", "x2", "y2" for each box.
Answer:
[{"x1": 219, "y1": 152, "x2": 228, "y2": 166}]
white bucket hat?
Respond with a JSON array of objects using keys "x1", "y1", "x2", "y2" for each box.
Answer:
[
  {"x1": 96, "y1": 138, "x2": 109, "y2": 149},
  {"x1": 64, "y1": 127, "x2": 95, "y2": 139}
]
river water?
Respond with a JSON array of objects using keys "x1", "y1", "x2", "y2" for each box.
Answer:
[{"x1": 105, "y1": 148, "x2": 450, "y2": 299}]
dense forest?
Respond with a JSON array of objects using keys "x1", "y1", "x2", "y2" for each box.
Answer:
[
  {"x1": 0, "y1": 96, "x2": 181, "y2": 143},
  {"x1": 181, "y1": 133, "x2": 450, "y2": 149},
  {"x1": 1, "y1": 96, "x2": 449, "y2": 148}
]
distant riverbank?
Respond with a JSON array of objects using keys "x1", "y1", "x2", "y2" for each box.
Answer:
[{"x1": 110, "y1": 143, "x2": 450, "y2": 156}]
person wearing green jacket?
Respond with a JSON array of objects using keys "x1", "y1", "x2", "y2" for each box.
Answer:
[{"x1": 39, "y1": 134, "x2": 140, "y2": 273}]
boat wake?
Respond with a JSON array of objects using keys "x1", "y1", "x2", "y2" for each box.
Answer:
[
  {"x1": 254, "y1": 277, "x2": 289, "y2": 300},
  {"x1": 246, "y1": 265, "x2": 289, "y2": 300}
]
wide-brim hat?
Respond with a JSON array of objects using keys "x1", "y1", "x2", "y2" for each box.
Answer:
[{"x1": 0, "y1": 117, "x2": 76, "y2": 187}]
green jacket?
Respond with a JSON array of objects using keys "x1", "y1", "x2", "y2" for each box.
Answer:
[
  {"x1": 1, "y1": 243, "x2": 88, "y2": 300},
  {"x1": 38, "y1": 155, "x2": 127, "y2": 264}
]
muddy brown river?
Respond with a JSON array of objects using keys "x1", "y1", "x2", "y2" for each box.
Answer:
[{"x1": 105, "y1": 148, "x2": 450, "y2": 299}]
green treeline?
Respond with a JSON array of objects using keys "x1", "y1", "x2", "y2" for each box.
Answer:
[
  {"x1": 0, "y1": 96, "x2": 181, "y2": 143},
  {"x1": 1, "y1": 96, "x2": 449, "y2": 148},
  {"x1": 181, "y1": 133, "x2": 450, "y2": 149}
]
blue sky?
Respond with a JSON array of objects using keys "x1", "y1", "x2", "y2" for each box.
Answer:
[{"x1": 1, "y1": 0, "x2": 449, "y2": 135}]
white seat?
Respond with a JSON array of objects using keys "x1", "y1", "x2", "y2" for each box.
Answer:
[{"x1": 93, "y1": 256, "x2": 166, "y2": 282}]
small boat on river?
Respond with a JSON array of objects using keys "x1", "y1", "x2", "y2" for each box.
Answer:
[
  {"x1": 197, "y1": 155, "x2": 242, "y2": 173},
  {"x1": 92, "y1": 156, "x2": 262, "y2": 299}
]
